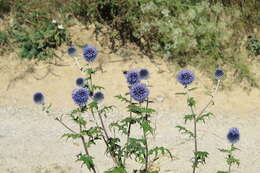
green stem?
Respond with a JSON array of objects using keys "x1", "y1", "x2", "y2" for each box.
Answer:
[
  {"x1": 123, "y1": 96, "x2": 133, "y2": 165},
  {"x1": 228, "y1": 144, "x2": 234, "y2": 173},
  {"x1": 186, "y1": 87, "x2": 198, "y2": 173},
  {"x1": 79, "y1": 124, "x2": 97, "y2": 173},
  {"x1": 142, "y1": 99, "x2": 150, "y2": 171}
]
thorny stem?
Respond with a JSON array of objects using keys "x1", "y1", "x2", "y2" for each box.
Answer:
[
  {"x1": 90, "y1": 100, "x2": 122, "y2": 167},
  {"x1": 186, "y1": 88, "x2": 198, "y2": 173},
  {"x1": 55, "y1": 116, "x2": 97, "y2": 173},
  {"x1": 143, "y1": 98, "x2": 150, "y2": 171},
  {"x1": 228, "y1": 144, "x2": 234, "y2": 173},
  {"x1": 79, "y1": 124, "x2": 97, "y2": 173},
  {"x1": 123, "y1": 96, "x2": 133, "y2": 165}
]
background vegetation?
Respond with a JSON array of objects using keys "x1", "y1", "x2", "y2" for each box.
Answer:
[{"x1": 0, "y1": 0, "x2": 259, "y2": 87}]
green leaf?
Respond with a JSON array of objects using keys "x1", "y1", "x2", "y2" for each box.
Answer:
[
  {"x1": 148, "y1": 146, "x2": 173, "y2": 160},
  {"x1": 92, "y1": 85, "x2": 105, "y2": 90},
  {"x1": 127, "y1": 104, "x2": 155, "y2": 115},
  {"x1": 227, "y1": 156, "x2": 240, "y2": 167},
  {"x1": 62, "y1": 133, "x2": 81, "y2": 140},
  {"x1": 176, "y1": 125, "x2": 194, "y2": 137},
  {"x1": 104, "y1": 167, "x2": 126, "y2": 173},
  {"x1": 216, "y1": 171, "x2": 228, "y2": 173},
  {"x1": 115, "y1": 95, "x2": 131, "y2": 103},
  {"x1": 196, "y1": 112, "x2": 214, "y2": 123},
  {"x1": 184, "y1": 114, "x2": 195, "y2": 123},
  {"x1": 175, "y1": 92, "x2": 187, "y2": 95},
  {"x1": 76, "y1": 153, "x2": 95, "y2": 170},
  {"x1": 140, "y1": 120, "x2": 154, "y2": 134},
  {"x1": 187, "y1": 97, "x2": 196, "y2": 107},
  {"x1": 188, "y1": 87, "x2": 198, "y2": 91}
]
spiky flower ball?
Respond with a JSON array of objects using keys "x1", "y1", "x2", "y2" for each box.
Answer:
[
  {"x1": 215, "y1": 68, "x2": 224, "y2": 80},
  {"x1": 139, "y1": 68, "x2": 150, "y2": 80},
  {"x1": 72, "y1": 88, "x2": 89, "y2": 106},
  {"x1": 67, "y1": 46, "x2": 77, "y2": 56},
  {"x1": 227, "y1": 128, "x2": 240, "y2": 144},
  {"x1": 126, "y1": 70, "x2": 140, "y2": 85},
  {"x1": 33, "y1": 92, "x2": 44, "y2": 104},
  {"x1": 177, "y1": 70, "x2": 195, "y2": 86},
  {"x1": 76, "y1": 77, "x2": 85, "y2": 87},
  {"x1": 130, "y1": 83, "x2": 149, "y2": 102},
  {"x1": 93, "y1": 91, "x2": 104, "y2": 103},
  {"x1": 83, "y1": 45, "x2": 98, "y2": 62}
]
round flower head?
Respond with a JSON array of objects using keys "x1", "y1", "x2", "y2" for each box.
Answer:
[
  {"x1": 33, "y1": 92, "x2": 44, "y2": 104},
  {"x1": 83, "y1": 45, "x2": 98, "y2": 62},
  {"x1": 139, "y1": 68, "x2": 150, "y2": 80},
  {"x1": 227, "y1": 128, "x2": 240, "y2": 144},
  {"x1": 93, "y1": 91, "x2": 104, "y2": 103},
  {"x1": 215, "y1": 68, "x2": 224, "y2": 79},
  {"x1": 126, "y1": 70, "x2": 140, "y2": 85},
  {"x1": 72, "y1": 88, "x2": 89, "y2": 107},
  {"x1": 130, "y1": 83, "x2": 149, "y2": 102},
  {"x1": 76, "y1": 77, "x2": 85, "y2": 87},
  {"x1": 177, "y1": 70, "x2": 195, "y2": 86},
  {"x1": 68, "y1": 46, "x2": 77, "y2": 56}
]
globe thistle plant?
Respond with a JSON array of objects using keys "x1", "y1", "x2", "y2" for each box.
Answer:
[
  {"x1": 76, "y1": 77, "x2": 85, "y2": 87},
  {"x1": 130, "y1": 83, "x2": 149, "y2": 102},
  {"x1": 93, "y1": 91, "x2": 104, "y2": 103},
  {"x1": 68, "y1": 46, "x2": 77, "y2": 56},
  {"x1": 83, "y1": 45, "x2": 98, "y2": 62},
  {"x1": 126, "y1": 70, "x2": 140, "y2": 85},
  {"x1": 72, "y1": 88, "x2": 89, "y2": 107},
  {"x1": 139, "y1": 68, "x2": 150, "y2": 80},
  {"x1": 218, "y1": 128, "x2": 241, "y2": 173},
  {"x1": 227, "y1": 128, "x2": 240, "y2": 144},
  {"x1": 33, "y1": 92, "x2": 44, "y2": 104},
  {"x1": 215, "y1": 69, "x2": 224, "y2": 80},
  {"x1": 177, "y1": 70, "x2": 195, "y2": 86}
]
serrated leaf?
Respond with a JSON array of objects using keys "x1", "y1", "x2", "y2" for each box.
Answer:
[
  {"x1": 176, "y1": 125, "x2": 194, "y2": 137},
  {"x1": 184, "y1": 114, "x2": 195, "y2": 123},
  {"x1": 188, "y1": 87, "x2": 198, "y2": 91},
  {"x1": 62, "y1": 133, "x2": 81, "y2": 140},
  {"x1": 115, "y1": 94, "x2": 131, "y2": 103},
  {"x1": 175, "y1": 92, "x2": 187, "y2": 95}
]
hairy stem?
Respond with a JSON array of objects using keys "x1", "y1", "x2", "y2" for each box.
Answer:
[
  {"x1": 143, "y1": 98, "x2": 150, "y2": 171},
  {"x1": 123, "y1": 96, "x2": 133, "y2": 165},
  {"x1": 79, "y1": 124, "x2": 97, "y2": 173},
  {"x1": 186, "y1": 88, "x2": 198, "y2": 173}
]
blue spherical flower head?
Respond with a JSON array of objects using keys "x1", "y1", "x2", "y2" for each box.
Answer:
[
  {"x1": 177, "y1": 70, "x2": 195, "y2": 86},
  {"x1": 72, "y1": 88, "x2": 89, "y2": 107},
  {"x1": 33, "y1": 92, "x2": 44, "y2": 104},
  {"x1": 68, "y1": 46, "x2": 77, "y2": 56},
  {"x1": 93, "y1": 91, "x2": 104, "y2": 103},
  {"x1": 76, "y1": 77, "x2": 85, "y2": 87},
  {"x1": 126, "y1": 70, "x2": 140, "y2": 85},
  {"x1": 83, "y1": 45, "x2": 98, "y2": 62},
  {"x1": 227, "y1": 128, "x2": 240, "y2": 144},
  {"x1": 215, "y1": 68, "x2": 224, "y2": 79},
  {"x1": 130, "y1": 83, "x2": 149, "y2": 102},
  {"x1": 139, "y1": 68, "x2": 150, "y2": 80}
]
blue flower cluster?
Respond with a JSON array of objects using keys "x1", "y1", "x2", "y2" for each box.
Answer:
[
  {"x1": 139, "y1": 68, "x2": 149, "y2": 80},
  {"x1": 93, "y1": 91, "x2": 104, "y2": 103},
  {"x1": 130, "y1": 83, "x2": 149, "y2": 102},
  {"x1": 83, "y1": 45, "x2": 98, "y2": 62},
  {"x1": 33, "y1": 92, "x2": 44, "y2": 104},
  {"x1": 215, "y1": 68, "x2": 224, "y2": 79},
  {"x1": 67, "y1": 46, "x2": 77, "y2": 56},
  {"x1": 126, "y1": 70, "x2": 140, "y2": 85},
  {"x1": 76, "y1": 77, "x2": 85, "y2": 87},
  {"x1": 72, "y1": 88, "x2": 89, "y2": 106},
  {"x1": 177, "y1": 70, "x2": 195, "y2": 86},
  {"x1": 227, "y1": 127, "x2": 240, "y2": 144}
]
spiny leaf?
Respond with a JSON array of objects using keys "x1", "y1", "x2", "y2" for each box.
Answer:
[
  {"x1": 62, "y1": 133, "x2": 81, "y2": 140},
  {"x1": 188, "y1": 87, "x2": 198, "y2": 91},
  {"x1": 184, "y1": 114, "x2": 195, "y2": 123},
  {"x1": 187, "y1": 97, "x2": 196, "y2": 107},
  {"x1": 76, "y1": 153, "x2": 95, "y2": 170},
  {"x1": 196, "y1": 112, "x2": 214, "y2": 123},
  {"x1": 176, "y1": 125, "x2": 194, "y2": 137},
  {"x1": 115, "y1": 94, "x2": 131, "y2": 103}
]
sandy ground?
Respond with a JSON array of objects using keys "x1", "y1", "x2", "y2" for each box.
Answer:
[{"x1": 0, "y1": 25, "x2": 260, "y2": 173}]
